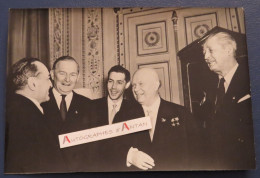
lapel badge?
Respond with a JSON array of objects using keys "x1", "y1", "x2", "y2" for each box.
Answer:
[
  {"x1": 171, "y1": 117, "x2": 180, "y2": 127},
  {"x1": 75, "y1": 110, "x2": 78, "y2": 114},
  {"x1": 161, "y1": 118, "x2": 166, "y2": 122}
]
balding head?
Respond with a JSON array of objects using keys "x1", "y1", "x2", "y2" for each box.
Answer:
[{"x1": 132, "y1": 68, "x2": 160, "y2": 107}]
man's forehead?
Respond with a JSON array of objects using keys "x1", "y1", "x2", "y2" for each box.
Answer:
[
  {"x1": 55, "y1": 60, "x2": 78, "y2": 71},
  {"x1": 34, "y1": 62, "x2": 49, "y2": 78},
  {"x1": 133, "y1": 72, "x2": 147, "y2": 82},
  {"x1": 109, "y1": 72, "x2": 126, "y2": 80}
]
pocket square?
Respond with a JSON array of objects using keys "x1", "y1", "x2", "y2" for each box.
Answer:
[{"x1": 237, "y1": 94, "x2": 251, "y2": 103}]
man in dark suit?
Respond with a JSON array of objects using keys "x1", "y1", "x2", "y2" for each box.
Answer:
[
  {"x1": 41, "y1": 56, "x2": 92, "y2": 172},
  {"x1": 92, "y1": 65, "x2": 142, "y2": 126},
  {"x1": 5, "y1": 58, "x2": 67, "y2": 173},
  {"x1": 90, "y1": 65, "x2": 143, "y2": 171},
  {"x1": 200, "y1": 32, "x2": 255, "y2": 169},
  {"x1": 126, "y1": 68, "x2": 199, "y2": 171}
]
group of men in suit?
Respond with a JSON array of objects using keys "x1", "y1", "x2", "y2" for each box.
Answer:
[{"x1": 4, "y1": 31, "x2": 255, "y2": 173}]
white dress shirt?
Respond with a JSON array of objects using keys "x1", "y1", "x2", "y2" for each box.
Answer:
[
  {"x1": 107, "y1": 96, "x2": 123, "y2": 125},
  {"x1": 126, "y1": 96, "x2": 161, "y2": 167},
  {"x1": 221, "y1": 63, "x2": 239, "y2": 93},
  {"x1": 52, "y1": 88, "x2": 73, "y2": 111},
  {"x1": 142, "y1": 96, "x2": 161, "y2": 142}
]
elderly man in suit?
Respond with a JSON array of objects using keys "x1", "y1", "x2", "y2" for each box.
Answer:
[
  {"x1": 5, "y1": 58, "x2": 66, "y2": 173},
  {"x1": 41, "y1": 56, "x2": 92, "y2": 172},
  {"x1": 200, "y1": 32, "x2": 255, "y2": 169},
  {"x1": 126, "y1": 68, "x2": 199, "y2": 171}
]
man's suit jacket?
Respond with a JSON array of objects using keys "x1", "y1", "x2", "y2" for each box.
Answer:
[
  {"x1": 90, "y1": 97, "x2": 143, "y2": 126},
  {"x1": 41, "y1": 89, "x2": 93, "y2": 172},
  {"x1": 128, "y1": 98, "x2": 200, "y2": 171},
  {"x1": 5, "y1": 94, "x2": 67, "y2": 173},
  {"x1": 88, "y1": 97, "x2": 144, "y2": 171},
  {"x1": 200, "y1": 62, "x2": 255, "y2": 169}
]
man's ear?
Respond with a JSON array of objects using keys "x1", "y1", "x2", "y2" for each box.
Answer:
[
  {"x1": 125, "y1": 81, "x2": 130, "y2": 89},
  {"x1": 226, "y1": 45, "x2": 233, "y2": 56},
  {"x1": 76, "y1": 73, "x2": 80, "y2": 83},
  {"x1": 154, "y1": 80, "x2": 160, "y2": 91},
  {"x1": 27, "y1": 77, "x2": 37, "y2": 91},
  {"x1": 50, "y1": 70, "x2": 54, "y2": 80}
]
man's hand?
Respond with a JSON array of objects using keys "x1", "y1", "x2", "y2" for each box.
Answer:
[{"x1": 130, "y1": 149, "x2": 155, "y2": 170}]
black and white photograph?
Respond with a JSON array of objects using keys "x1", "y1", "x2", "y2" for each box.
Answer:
[{"x1": 4, "y1": 7, "x2": 256, "y2": 174}]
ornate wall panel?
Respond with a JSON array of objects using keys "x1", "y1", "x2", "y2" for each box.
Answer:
[
  {"x1": 137, "y1": 21, "x2": 168, "y2": 56},
  {"x1": 82, "y1": 8, "x2": 104, "y2": 98},
  {"x1": 49, "y1": 8, "x2": 104, "y2": 99},
  {"x1": 184, "y1": 13, "x2": 217, "y2": 44},
  {"x1": 49, "y1": 8, "x2": 70, "y2": 67}
]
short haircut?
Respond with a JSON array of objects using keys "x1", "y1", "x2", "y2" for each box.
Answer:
[
  {"x1": 203, "y1": 32, "x2": 237, "y2": 56},
  {"x1": 108, "y1": 65, "x2": 130, "y2": 83},
  {"x1": 52, "y1": 56, "x2": 79, "y2": 73},
  {"x1": 10, "y1": 58, "x2": 41, "y2": 90}
]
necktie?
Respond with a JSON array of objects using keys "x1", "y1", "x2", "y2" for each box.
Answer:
[
  {"x1": 146, "y1": 109, "x2": 155, "y2": 141},
  {"x1": 109, "y1": 104, "x2": 117, "y2": 125},
  {"x1": 60, "y1": 95, "x2": 67, "y2": 121},
  {"x1": 215, "y1": 77, "x2": 225, "y2": 114}
]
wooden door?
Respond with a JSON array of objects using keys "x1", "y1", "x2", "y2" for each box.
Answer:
[{"x1": 120, "y1": 8, "x2": 183, "y2": 104}]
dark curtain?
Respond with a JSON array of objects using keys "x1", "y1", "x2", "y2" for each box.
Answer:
[{"x1": 7, "y1": 9, "x2": 49, "y2": 73}]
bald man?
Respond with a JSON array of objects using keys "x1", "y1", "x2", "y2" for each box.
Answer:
[{"x1": 126, "y1": 68, "x2": 200, "y2": 171}]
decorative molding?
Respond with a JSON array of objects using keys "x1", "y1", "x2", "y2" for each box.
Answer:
[
  {"x1": 83, "y1": 8, "x2": 104, "y2": 99},
  {"x1": 116, "y1": 12, "x2": 120, "y2": 65},
  {"x1": 49, "y1": 8, "x2": 64, "y2": 67},
  {"x1": 136, "y1": 21, "x2": 168, "y2": 56},
  {"x1": 184, "y1": 13, "x2": 217, "y2": 44}
]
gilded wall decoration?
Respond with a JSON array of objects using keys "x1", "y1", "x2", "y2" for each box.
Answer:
[{"x1": 83, "y1": 8, "x2": 104, "y2": 98}]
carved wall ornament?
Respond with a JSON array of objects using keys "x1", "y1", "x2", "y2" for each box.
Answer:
[
  {"x1": 194, "y1": 24, "x2": 210, "y2": 38},
  {"x1": 144, "y1": 31, "x2": 160, "y2": 47}
]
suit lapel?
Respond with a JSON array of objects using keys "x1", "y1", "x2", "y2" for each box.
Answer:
[
  {"x1": 49, "y1": 89, "x2": 62, "y2": 121},
  {"x1": 224, "y1": 65, "x2": 240, "y2": 103},
  {"x1": 113, "y1": 99, "x2": 126, "y2": 123},
  {"x1": 151, "y1": 99, "x2": 167, "y2": 144},
  {"x1": 67, "y1": 92, "x2": 77, "y2": 121}
]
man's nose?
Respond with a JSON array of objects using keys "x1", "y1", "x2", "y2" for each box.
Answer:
[
  {"x1": 204, "y1": 50, "x2": 210, "y2": 61},
  {"x1": 112, "y1": 82, "x2": 117, "y2": 89},
  {"x1": 49, "y1": 79, "x2": 53, "y2": 88},
  {"x1": 133, "y1": 84, "x2": 139, "y2": 92},
  {"x1": 65, "y1": 75, "x2": 70, "y2": 82}
]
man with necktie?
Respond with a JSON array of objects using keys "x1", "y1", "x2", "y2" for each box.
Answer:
[
  {"x1": 200, "y1": 32, "x2": 255, "y2": 169},
  {"x1": 90, "y1": 65, "x2": 143, "y2": 171},
  {"x1": 41, "y1": 55, "x2": 92, "y2": 172}
]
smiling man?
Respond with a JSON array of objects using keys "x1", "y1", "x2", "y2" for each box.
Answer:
[
  {"x1": 89, "y1": 65, "x2": 144, "y2": 171},
  {"x1": 124, "y1": 68, "x2": 200, "y2": 171},
  {"x1": 92, "y1": 65, "x2": 142, "y2": 126},
  {"x1": 41, "y1": 56, "x2": 92, "y2": 172},
  {"x1": 200, "y1": 32, "x2": 255, "y2": 169},
  {"x1": 5, "y1": 58, "x2": 66, "y2": 173}
]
